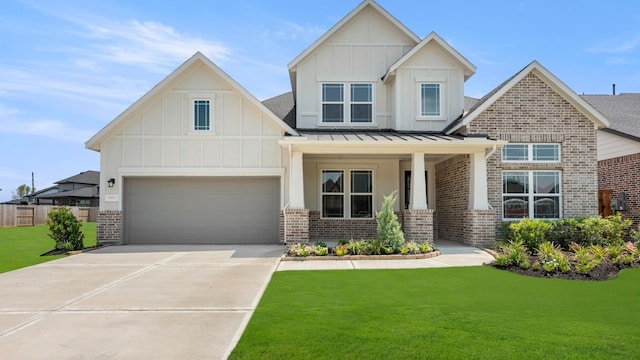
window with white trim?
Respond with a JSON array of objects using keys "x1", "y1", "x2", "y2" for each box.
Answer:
[
  {"x1": 503, "y1": 171, "x2": 561, "y2": 219},
  {"x1": 321, "y1": 170, "x2": 373, "y2": 218},
  {"x1": 321, "y1": 83, "x2": 373, "y2": 124},
  {"x1": 502, "y1": 144, "x2": 560, "y2": 162},
  {"x1": 419, "y1": 83, "x2": 441, "y2": 117},
  {"x1": 193, "y1": 99, "x2": 212, "y2": 131}
]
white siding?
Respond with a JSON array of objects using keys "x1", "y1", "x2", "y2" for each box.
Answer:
[
  {"x1": 99, "y1": 61, "x2": 285, "y2": 211},
  {"x1": 598, "y1": 130, "x2": 640, "y2": 161}
]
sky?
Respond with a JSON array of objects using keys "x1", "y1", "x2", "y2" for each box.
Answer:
[{"x1": 1, "y1": 0, "x2": 639, "y2": 201}]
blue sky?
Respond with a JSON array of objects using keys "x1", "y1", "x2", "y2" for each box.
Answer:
[{"x1": 1, "y1": 0, "x2": 639, "y2": 201}]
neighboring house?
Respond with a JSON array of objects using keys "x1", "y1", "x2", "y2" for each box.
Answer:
[
  {"x1": 29, "y1": 171, "x2": 100, "y2": 207},
  {"x1": 582, "y1": 93, "x2": 640, "y2": 226},
  {"x1": 86, "y1": 0, "x2": 607, "y2": 247}
]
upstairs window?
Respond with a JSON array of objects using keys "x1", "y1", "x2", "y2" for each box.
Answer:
[
  {"x1": 193, "y1": 99, "x2": 211, "y2": 131},
  {"x1": 321, "y1": 83, "x2": 373, "y2": 124},
  {"x1": 502, "y1": 144, "x2": 560, "y2": 162},
  {"x1": 420, "y1": 83, "x2": 441, "y2": 117}
]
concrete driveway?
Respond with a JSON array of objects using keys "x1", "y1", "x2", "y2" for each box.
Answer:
[{"x1": 0, "y1": 245, "x2": 284, "y2": 360}]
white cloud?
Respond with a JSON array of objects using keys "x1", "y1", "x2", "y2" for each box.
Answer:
[{"x1": 587, "y1": 36, "x2": 640, "y2": 54}]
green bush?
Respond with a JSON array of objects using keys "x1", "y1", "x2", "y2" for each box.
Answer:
[
  {"x1": 46, "y1": 207, "x2": 85, "y2": 251},
  {"x1": 546, "y1": 218, "x2": 582, "y2": 250},
  {"x1": 495, "y1": 240, "x2": 530, "y2": 269},
  {"x1": 578, "y1": 214, "x2": 631, "y2": 247},
  {"x1": 376, "y1": 191, "x2": 405, "y2": 253},
  {"x1": 509, "y1": 218, "x2": 550, "y2": 251}
]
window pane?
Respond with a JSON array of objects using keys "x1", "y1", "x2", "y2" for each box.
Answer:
[
  {"x1": 351, "y1": 104, "x2": 372, "y2": 122},
  {"x1": 322, "y1": 104, "x2": 344, "y2": 122},
  {"x1": 351, "y1": 84, "x2": 371, "y2": 102},
  {"x1": 351, "y1": 171, "x2": 372, "y2": 193},
  {"x1": 503, "y1": 172, "x2": 528, "y2": 194},
  {"x1": 503, "y1": 196, "x2": 529, "y2": 219},
  {"x1": 534, "y1": 196, "x2": 560, "y2": 218},
  {"x1": 194, "y1": 100, "x2": 210, "y2": 130},
  {"x1": 533, "y1": 144, "x2": 559, "y2": 161},
  {"x1": 502, "y1": 144, "x2": 528, "y2": 161},
  {"x1": 420, "y1": 84, "x2": 440, "y2": 116},
  {"x1": 351, "y1": 195, "x2": 372, "y2": 218},
  {"x1": 534, "y1": 172, "x2": 560, "y2": 194},
  {"x1": 322, "y1": 84, "x2": 343, "y2": 102},
  {"x1": 322, "y1": 171, "x2": 343, "y2": 193},
  {"x1": 323, "y1": 195, "x2": 344, "y2": 218}
]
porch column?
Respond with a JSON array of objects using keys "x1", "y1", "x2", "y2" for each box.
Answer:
[
  {"x1": 289, "y1": 151, "x2": 305, "y2": 209},
  {"x1": 410, "y1": 152, "x2": 428, "y2": 210},
  {"x1": 468, "y1": 152, "x2": 489, "y2": 210}
]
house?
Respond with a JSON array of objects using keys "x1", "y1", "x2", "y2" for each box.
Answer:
[
  {"x1": 582, "y1": 93, "x2": 640, "y2": 226},
  {"x1": 28, "y1": 171, "x2": 100, "y2": 207},
  {"x1": 86, "y1": 0, "x2": 608, "y2": 247}
]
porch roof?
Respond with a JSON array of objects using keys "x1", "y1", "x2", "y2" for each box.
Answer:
[{"x1": 279, "y1": 129, "x2": 507, "y2": 155}]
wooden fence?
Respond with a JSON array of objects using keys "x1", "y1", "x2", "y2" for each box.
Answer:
[{"x1": 0, "y1": 205, "x2": 98, "y2": 227}]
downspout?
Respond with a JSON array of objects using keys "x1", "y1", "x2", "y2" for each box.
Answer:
[{"x1": 484, "y1": 144, "x2": 497, "y2": 161}]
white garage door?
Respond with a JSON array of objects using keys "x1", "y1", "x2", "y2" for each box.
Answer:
[{"x1": 124, "y1": 177, "x2": 280, "y2": 244}]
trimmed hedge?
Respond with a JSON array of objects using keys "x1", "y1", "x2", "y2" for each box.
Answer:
[{"x1": 501, "y1": 214, "x2": 632, "y2": 251}]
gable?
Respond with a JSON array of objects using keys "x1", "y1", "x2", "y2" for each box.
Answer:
[{"x1": 86, "y1": 52, "x2": 296, "y2": 151}]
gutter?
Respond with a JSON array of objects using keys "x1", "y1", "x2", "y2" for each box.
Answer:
[{"x1": 484, "y1": 144, "x2": 497, "y2": 160}]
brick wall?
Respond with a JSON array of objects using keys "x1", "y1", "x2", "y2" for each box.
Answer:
[
  {"x1": 435, "y1": 155, "x2": 470, "y2": 242},
  {"x1": 97, "y1": 210, "x2": 123, "y2": 245},
  {"x1": 598, "y1": 153, "x2": 640, "y2": 227},
  {"x1": 403, "y1": 209, "x2": 434, "y2": 243},
  {"x1": 465, "y1": 72, "x2": 598, "y2": 229},
  {"x1": 309, "y1": 211, "x2": 378, "y2": 241},
  {"x1": 463, "y1": 210, "x2": 496, "y2": 247},
  {"x1": 281, "y1": 209, "x2": 310, "y2": 244}
]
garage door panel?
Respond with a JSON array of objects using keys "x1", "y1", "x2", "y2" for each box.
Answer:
[{"x1": 124, "y1": 177, "x2": 280, "y2": 244}]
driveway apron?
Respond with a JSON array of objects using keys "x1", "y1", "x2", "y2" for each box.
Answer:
[{"x1": 0, "y1": 245, "x2": 284, "y2": 360}]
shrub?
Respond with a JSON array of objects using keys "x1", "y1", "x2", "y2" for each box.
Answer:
[
  {"x1": 46, "y1": 207, "x2": 84, "y2": 251},
  {"x1": 546, "y1": 218, "x2": 582, "y2": 250},
  {"x1": 495, "y1": 240, "x2": 530, "y2": 270},
  {"x1": 578, "y1": 215, "x2": 631, "y2": 247},
  {"x1": 376, "y1": 191, "x2": 405, "y2": 253},
  {"x1": 401, "y1": 241, "x2": 421, "y2": 255},
  {"x1": 334, "y1": 244, "x2": 348, "y2": 256},
  {"x1": 311, "y1": 244, "x2": 328, "y2": 256},
  {"x1": 288, "y1": 243, "x2": 311, "y2": 257},
  {"x1": 419, "y1": 242, "x2": 434, "y2": 254},
  {"x1": 535, "y1": 241, "x2": 570, "y2": 273},
  {"x1": 509, "y1": 218, "x2": 550, "y2": 251}
]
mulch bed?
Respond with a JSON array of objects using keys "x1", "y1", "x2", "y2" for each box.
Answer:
[
  {"x1": 40, "y1": 245, "x2": 102, "y2": 257},
  {"x1": 488, "y1": 260, "x2": 640, "y2": 281}
]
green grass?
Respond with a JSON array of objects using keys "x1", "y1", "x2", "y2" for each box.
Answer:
[
  {"x1": 0, "y1": 222, "x2": 96, "y2": 274},
  {"x1": 231, "y1": 266, "x2": 640, "y2": 359}
]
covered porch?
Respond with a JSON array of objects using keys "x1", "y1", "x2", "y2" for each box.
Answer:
[{"x1": 279, "y1": 130, "x2": 505, "y2": 247}]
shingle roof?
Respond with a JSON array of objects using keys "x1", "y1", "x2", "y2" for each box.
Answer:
[
  {"x1": 38, "y1": 186, "x2": 99, "y2": 199},
  {"x1": 56, "y1": 170, "x2": 100, "y2": 185},
  {"x1": 581, "y1": 93, "x2": 640, "y2": 139},
  {"x1": 262, "y1": 92, "x2": 296, "y2": 129},
  {"x1": 464, "y1": 96, "x2": 479, "y2": 113}
]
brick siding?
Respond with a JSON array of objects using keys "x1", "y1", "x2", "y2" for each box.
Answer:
[
  {"x1": 403, "y1": 209, "x2": 434, "y2": 243},
  {"x1": 435, "y1": 155, "x2": 470, "y2": 242},
  {"x1": 281, "y1": 209, "x2": 309, "y2": 244},
  {"x1": 598, "y1": 153, "x2": 640, "y2": 228},
  {"x1": 309, "y1": 211, "x2": 378, "y2": 241},
  {"x1": 465, "y1": 72, "x2": 598, "y2": 232},
  {"x1": 97, "y1": 210, "x2": 123, "y2": 245},
  {"x1": 463, "y1": 210, "x2": 496, "y2": 247}
]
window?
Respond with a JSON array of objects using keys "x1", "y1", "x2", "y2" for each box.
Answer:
[
  {"x1": 321, "y1": 170, "x2": 373, "y2": 218},
  {"x1": 193, "y1": 99, "x2": 211, "y2": 131},
  {"x1": 321, "y1": 83, "x2": 372, "y2": 123},
  {"x1": 502, "y1": 144, "x2": 560, "y2": 162},
  {"x1": 420, "y1": 83, "x2": 441, "y2": 117},
  {"x1": 503, "y1": 171, "x2": 561, "y2": 219}
]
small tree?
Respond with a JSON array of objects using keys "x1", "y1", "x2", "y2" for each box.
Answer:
[
  {"x1": 13, "y1": 184, "x2": 34, "y2": 199},
  {"x1": 376, "y1": 191, "x2": 405, "y2": 253},
  {"x1": 46, "y1": 207, "x2": 84, "y2": 251}
]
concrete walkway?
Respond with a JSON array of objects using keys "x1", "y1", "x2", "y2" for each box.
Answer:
[
  {"x1": 0, "y1": 245, "x2": 283, "y2": 360},
  {"x1": 277, "y1": 240, "x2": 495, "y2": 271}
]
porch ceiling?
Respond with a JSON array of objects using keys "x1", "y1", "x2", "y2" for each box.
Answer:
[{"x1": 279, "y1": 129, "x2": 507, "y2": 155}]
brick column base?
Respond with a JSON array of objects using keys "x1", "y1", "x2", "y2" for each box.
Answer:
[
  {"x1": 97, "y1": 210, "x2": 123, "y2": 246},
  {"x1": 402, "y1": 209, "x2": 434, "y2": 243},
  {"x1": 281, "y1": 209, "x2": 309, "y2": 244},
  {"x1": 463, "y1": 209, "x2": 496, "y2": 247}
]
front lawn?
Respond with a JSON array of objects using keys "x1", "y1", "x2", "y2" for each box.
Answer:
[
  {"x1": 231, "y1": 266, "x2": 640, "y2": 359},
  {"x1": 0, "y1": 223, "x2": 96, "y2": 274}
]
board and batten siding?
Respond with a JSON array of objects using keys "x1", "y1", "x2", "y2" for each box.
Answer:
[
  {"x1": 597, "y1": 130, "x2": 640, "y2": 161},
  {"x1": 100, "y1": 62, "x2": 286, "y2": 212},
  {"x1": 294, "y1": 5, "x2": 416, "y2": 129}
]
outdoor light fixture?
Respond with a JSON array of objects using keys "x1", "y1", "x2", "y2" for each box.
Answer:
[{"x1": 107, "y1": 178, "x2": 116, "y2": 188}]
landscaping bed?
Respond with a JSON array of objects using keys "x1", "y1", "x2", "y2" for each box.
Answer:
[{"x1": 285, "y1": 239, "x2": 438, "y2": 260}]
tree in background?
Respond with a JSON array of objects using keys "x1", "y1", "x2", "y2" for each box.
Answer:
[{"x1": 12, "y1": 184, "x2": 35, "y2": 199}]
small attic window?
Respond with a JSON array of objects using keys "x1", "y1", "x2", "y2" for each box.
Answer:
[
  {"x1": 193, "y1": 100, "x2": 211, "y2": 131},
  {"x1": 420, "y1": 83, "x2": 441, "y2": 117}
]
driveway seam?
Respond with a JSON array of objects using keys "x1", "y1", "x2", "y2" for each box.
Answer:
[{"x1": 0, "y1": 252, "x2": 187, "y2": 338}]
